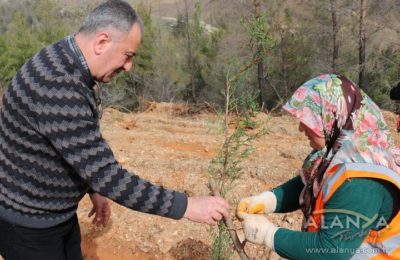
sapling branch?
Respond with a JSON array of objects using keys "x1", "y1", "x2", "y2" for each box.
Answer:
[{"x1": 209, "y1": 179, "x2": 249, "y2": 260}]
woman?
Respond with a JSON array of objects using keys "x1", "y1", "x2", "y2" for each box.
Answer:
[{"x1": 237, "y1": 74, "x2": 400, "y2": 259}]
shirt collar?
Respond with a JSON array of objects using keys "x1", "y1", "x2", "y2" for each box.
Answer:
[
  {"x1": 66, "y1": 34, "x2": 102, "y2": 87},
  {"x1": 66, "y1": 35, "x2": 90, "y2": 72},
  {"x1": 65, "y1": 34, "x2": 102, "y2": 118}
]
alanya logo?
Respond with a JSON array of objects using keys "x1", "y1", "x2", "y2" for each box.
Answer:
[{"x1": 306, "y1": 209, "x2": 388, "y2": 241}]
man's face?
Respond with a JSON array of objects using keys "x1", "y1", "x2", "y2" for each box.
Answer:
[{"x1": 95, "y1": 23, "x2": 142, "y2": 83}]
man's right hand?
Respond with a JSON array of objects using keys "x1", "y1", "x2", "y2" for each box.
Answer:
[
  {"x1": 236, "y1": 191, "x2": 277, "y2": 217},
  {"x1": 183, "y1": 196, "x2": 230, "y2": 225}
]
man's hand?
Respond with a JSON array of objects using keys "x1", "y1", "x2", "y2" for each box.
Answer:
[
  {"x1": 237, "y1": 191, "x2": 277, "y2": 216},
  {"x1": 88, "y1": 193, "x2": 111, "y2": 227},
  {"x1": 183, "y1": 196, "x2": 229, "y2": 225},
  {"x1": 237, "y1": 212, "x2": 278, "y2": 249}
]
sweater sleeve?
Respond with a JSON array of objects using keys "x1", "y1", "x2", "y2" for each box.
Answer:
[
  {"x1": 272, "y1": 175, "x2": 304, "y2": 212},
  {"x1": 273, "y1": 178, "x2": 396, "y2": 260},
  {"x1": 33, "y1": 86, "x2": 187, "y2": 220}
]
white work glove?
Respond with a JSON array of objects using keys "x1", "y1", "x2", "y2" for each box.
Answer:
[
  {"x1": 237, "y1": 191, "x2": 277, "y2": 215},
  {"x1": 237, "y1": 212, "x2": 279, "y2": 249}
]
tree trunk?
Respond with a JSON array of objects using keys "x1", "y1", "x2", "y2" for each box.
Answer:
[
  {"x1": 330, "y1": 0, "x2": 339, "y2": 73},
  {"x1": 253, "y1": 0, "x2": 267, "y2": 110},
  {"x1": 184, "y1": 0, "x2": 196, "y2": 100},
  {"x1": 279, "y1": 31, "x2": 289, "y2": 99},
  {"x1": 257, "y1": 63, "x2": 267, "y2": 110},
  {"x1": 359, "y1": 0, "x2": 367, "y2": 89}
]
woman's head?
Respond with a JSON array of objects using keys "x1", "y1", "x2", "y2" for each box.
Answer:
[
  {"x1": 283, "y1": 74, "x2": 354, "y2": 150},
  {"x1": 283, "y1": 74, "x2": 398, "y2": 171}
]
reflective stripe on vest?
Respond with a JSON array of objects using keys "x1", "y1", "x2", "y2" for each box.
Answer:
[
  {"x1": 311, "y1": 163, "x2": 400, "y2": 259},
  {"x1": 350, "y1": 234, "x2": 400, "y2": 259},
  {"x1": 322, "y1": 163, "x2": 400, "y2": 203}
]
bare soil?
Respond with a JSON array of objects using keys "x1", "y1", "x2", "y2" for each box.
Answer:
[{"x1": 77, "y1": 103, "x2": 400, "y2": 260}]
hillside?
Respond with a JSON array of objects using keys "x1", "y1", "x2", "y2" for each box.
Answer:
[
  {"x1": 1, "y1": 0, "x2": 399, "y2": 111},
  {"x1": 76, "y1": 104, "x2": 400, "y2": 260}
]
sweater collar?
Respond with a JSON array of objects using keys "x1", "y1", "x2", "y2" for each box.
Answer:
[{"x1": 63, "y1": 34, "x2": 97, "y2": 87}]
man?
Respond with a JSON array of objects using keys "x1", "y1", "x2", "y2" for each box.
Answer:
[{"x1": 0, "y1": 1, "x2": 229, "y2": 259}]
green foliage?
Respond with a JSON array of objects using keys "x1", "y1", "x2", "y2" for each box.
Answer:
[
  {"x1": 101, "y1": 1, "x2": 224, "y2": 109},
  {"x1": 173, "y1": 1, "x2": 222, "y2": 102},
  {"x1": 0, "y1": 0, "x2": 398, "y2": 111},
  {"x1": 0, "y1": 0, "x2": 71, "y2": 87},
  {"x1": 241, "y1": 11, "x2": 274, "y2": 63},
  {"x1": 208, "y1": 127, "x2": 255, "y2": 196},
  {"x1": 0, "y1": 11, "x2": 39, "y2": 84},
  {"x1": 265, "y1": 7, "x2": 313, "y2": 107},
  {"x1": 211, "y1": 222, "x2": 233, "y2": 260},
  {"x1": 208, "y1": 63, "x2": 268, "y2": 258},
  {"x1": 363, "y1": 47, "x2": 400, "y2": 110},
  {"x1": 240, "y1": 5, "x2": 275, "y2": 110},
  {"x1": 223, "y1": 60, "x2": 262, "y2": 114},
  {"x1": 208, "y1": 104, "x2": 266, "y2": 196},
  {"x1": 135, "y1": 3, "x2": 155, "y2": 73}
]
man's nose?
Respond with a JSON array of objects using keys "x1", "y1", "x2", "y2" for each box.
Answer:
[{"x1": 123, "y1": 59, "x2": 133, "y2": 71}]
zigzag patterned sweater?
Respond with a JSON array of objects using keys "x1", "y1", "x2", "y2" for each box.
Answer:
[{"x1": 0, "y1": 37, "x2": 187, "y2": 228}]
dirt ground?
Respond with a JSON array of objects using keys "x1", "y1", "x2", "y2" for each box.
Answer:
[{"x1": 77, "y1": 103, "x2": 400, "y2": 260}]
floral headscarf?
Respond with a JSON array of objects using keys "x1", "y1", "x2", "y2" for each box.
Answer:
[{"x1": 283, "y1": 74, "x2": 400, "y2": 228}]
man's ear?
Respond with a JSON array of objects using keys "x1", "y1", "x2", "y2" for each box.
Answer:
[{"x1": 93, "y1": 32, "x2": 111, "y2": 55}]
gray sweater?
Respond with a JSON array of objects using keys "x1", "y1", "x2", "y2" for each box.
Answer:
[{"x1": 0, "y1": 36, "x2": 187, "y2": 228}]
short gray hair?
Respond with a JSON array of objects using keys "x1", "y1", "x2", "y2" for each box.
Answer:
[{"x1": 79, "y1": 0, "x2": 143, "y2": 36}]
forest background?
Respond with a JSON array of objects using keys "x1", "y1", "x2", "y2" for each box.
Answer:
[{"x1": 0, "y1": 0, "x2": 399, "y2": 112}]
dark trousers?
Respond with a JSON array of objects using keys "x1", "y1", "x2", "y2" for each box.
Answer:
[{"x1": 0, "y1": 215, "x2": 83, "y2": 260}]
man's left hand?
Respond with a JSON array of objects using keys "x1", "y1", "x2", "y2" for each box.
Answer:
[{"x1": 88, "y1": 193, "x2": 111, "y2": 227}]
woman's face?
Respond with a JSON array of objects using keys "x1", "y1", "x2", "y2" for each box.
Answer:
[{"x1": 298, "y1": 122, "x2": 325, "y2": 150}]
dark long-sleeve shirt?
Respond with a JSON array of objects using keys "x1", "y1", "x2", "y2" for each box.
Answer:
[{"x1": 0, "y1": 36, "x2": 187, "y2": 228}]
